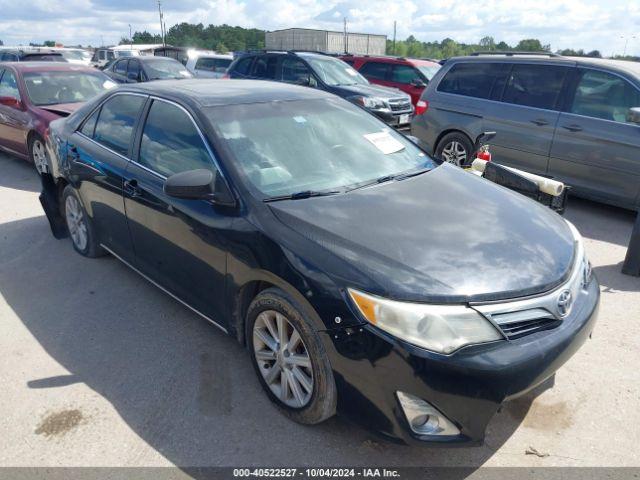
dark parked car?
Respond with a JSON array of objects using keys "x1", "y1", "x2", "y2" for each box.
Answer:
[
  {"x1": 0, "y1": 62, "x2": 115, "y2": 173},
  {"x1": 103, "y1": 56, "x2": 193, "y2": 84},
  {"x1": 411, "y1": 52, "x2": 640, "y2": 210},
  {"x1": 0, "y1": 50, "x2": 67, "y2": 62},
  {"x1": 226, "y1": 51, "x2": 414, "y2": 129},
  {"x1": 40, "y1": 80, "x2": 599, "y2": 445},
  {"x1": 340, "y1": 54, "x2": 440, "y2": 107}
]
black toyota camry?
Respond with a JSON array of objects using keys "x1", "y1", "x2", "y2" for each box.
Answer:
[{"x1": 39, "y1": 79, "x2": 599, "y2": 445}]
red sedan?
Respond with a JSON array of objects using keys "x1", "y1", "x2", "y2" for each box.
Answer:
[{"x1": 0, "y1": 62, "x2": 115, "y2": 173}]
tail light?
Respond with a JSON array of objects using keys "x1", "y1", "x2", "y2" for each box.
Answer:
[
  {"x1": 415, "y1": 100, "x2": 429, "y2": 115},
  {"x1": 222, "y1": 73, "x2": 230, "y2": 79}
]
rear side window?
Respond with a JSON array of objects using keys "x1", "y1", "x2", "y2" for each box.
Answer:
[
  {"x1": 93, "y1": 94, "x2": 145, "y2": 156},
  {"x1": 138, "y1": 100, "x2": 214, "y2": 177},
  {"x1": 570, "y1": 69, "x2": 640, "y2": 123},
  {"x1": 233, "y1": 56, "x2": 254, "y2": 76},
  {"x1": 252, "y1": 56, "x2": 278, "y2": 79},
  {"x1": 359, "y1": 61, "x2": 388, "y2": 80},
  {"x1": 502, "y1": 64, "x2": 568, "y2": 110},
  {"x1": 438, "y1": 62, "x2": 510, "y2": 100}
]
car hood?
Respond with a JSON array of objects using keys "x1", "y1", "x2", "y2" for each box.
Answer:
[
  {"x1": 332, "y1": 82, "x2": 407, "y2": 100},
  {"x1": 268, "y1": 164, "x2": 576, "y2": 303},
  {"x1": 36, "y1": 102, "x2": 83, "y2": 118}
]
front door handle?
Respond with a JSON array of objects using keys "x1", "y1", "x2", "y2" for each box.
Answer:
[
  {"x1": 562, "y1": 124, "x2": 583, "y2": 132},
  {"x1": 123, "y1": 179, "x2": 142, "y2": 197},
  {"x1": 530, "y1": 118, "x2": 549, "y2": 126}
]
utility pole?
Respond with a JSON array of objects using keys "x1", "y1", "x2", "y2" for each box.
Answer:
[
  {"x1": 158, "y1": 0, "x2": 165, "y2": 46},
  {"x1": 393, "y1": 20, "x2": 397, "y2": 55},
  {"x1": 343, "y1": 17, "x2": 348, "y2": 54},
  {"x1": 621, "y1": 35, "x2": 636, "y2": 57}
]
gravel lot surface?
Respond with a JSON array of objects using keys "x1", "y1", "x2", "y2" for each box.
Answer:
[{"x1": 1, "y1": 153, "x2": 638, "y2": 469}]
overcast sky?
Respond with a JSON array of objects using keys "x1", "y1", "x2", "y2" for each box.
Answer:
[{"x1": 0, "y1": 0, "x2": 638, "y2": 56}]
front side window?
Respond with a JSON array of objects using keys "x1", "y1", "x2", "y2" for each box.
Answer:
[
  {"x1": 80, "y1": 108, "x2": 99, "y2": 137},
  {"x1": 438, "y1": 62, "x2": 510, "y2": 100},
  {"x1": 570, "y1": 69, "x2": 640, "y2": 123},
  {"x1": 139, "y1": 100, "x2": 213, "y2": 177},
  {"x1": 281, "y1": 58, "x2": 310, "y2": 83},
  {"x1": 502, "y1": 64, "x2": 568, "y2": 110},
  {"x1": 233, "y1": 56, "x2": 254, "y2": 76},
  {"x1": 209, "y1": 98, "x2": 436, "y2": 198},
  {"x1": 23, "y1": 71, "x2": 115, "y2": 105},
  {"x1": 391, "y1": 65, "x2": 421, "y2": 84},
  {"x1": 127, "y1": 60, "x2": 140, "y2": 80},
  {"x1": 0, "y1": 69, "x2": 21, "y2": 100},
  {"x1": 93, "y1": 94, "x2": 145, "y2": 156},
  {"x1": 360, "y1": 62, "x2": 389, "y2": 81},
  {"x1": 114, "y1": 59, "x2": 127, "y2": 74},
  {"x1": 144, "y1": 58, "x2": 192, "y2": 80}
]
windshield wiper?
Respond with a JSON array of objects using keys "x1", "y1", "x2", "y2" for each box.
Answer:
[
  {"x1": 347, "y1": 167, "x2": 432, "y2": 192},
  {"x1": 263, "y1": 190, "x2": 341, "y2": 203}
]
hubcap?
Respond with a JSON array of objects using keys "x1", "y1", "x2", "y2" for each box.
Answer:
[
  {"x1": 441, "y1": 141, "x2": 467, "y2": 167},
  {"x1": 32, "y1": 140, "x2": 48, "y2": 174},
  {"x1": 253, "y1": 310, "x2": 314, "y2": 408},
  {"x1": 65, "y1": 195, "x2": 88, "y2": 251}
]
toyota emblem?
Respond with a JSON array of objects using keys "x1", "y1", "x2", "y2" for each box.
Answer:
[{"x1": 557, "y1": 290, "x2": 573, "y2": 318}]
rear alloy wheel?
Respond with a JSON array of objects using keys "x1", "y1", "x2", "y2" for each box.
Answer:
[
  {"x1": 436, "y1": 132, "x2": 474, "y2": 167},
  {"x1": 30, "y1": 135, "x2": 49, "y2": 174},
  {"x1": 253, "y1": 310, "x2": 314, "y2": 408}
]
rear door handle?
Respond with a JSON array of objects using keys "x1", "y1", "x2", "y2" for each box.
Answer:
[
  {"x1": 123, "y1": 179, "x2": 142, "y2": 197},
  {"x1": 562, "y1": 124, "x2": 583, "y2": 132},
  {"x1": 530, "y1": 118, "x2": 549, "y2": 126}
]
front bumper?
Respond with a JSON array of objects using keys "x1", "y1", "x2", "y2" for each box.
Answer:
[
  {"x1": 320, "y1": 277, "x2": 599, "y2": 445},
  {"x1": 370, "y1": 108, "x2": 413, "y2": 129}
]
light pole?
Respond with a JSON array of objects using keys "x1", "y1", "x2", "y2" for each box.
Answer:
[
  {"x1": 621, "y1": 35, "x2": 636, "y2": 57},
  {"x1": 129, "y1": 24, "x2": 132, "y2": 50}
]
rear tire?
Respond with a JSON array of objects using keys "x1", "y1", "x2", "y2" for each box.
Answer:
[
  {"x1": 436, "y1": 132, "x2": 474, "y2": 167},
  {"x1": 246, "y1": 287, "x2": 336, "y2": 425},
  {"x1": 62, "y1": 185, "x2": 106, "y2": 258}
]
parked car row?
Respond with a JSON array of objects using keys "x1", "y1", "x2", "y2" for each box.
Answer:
[{"x1": 411, "y1": 52, "x2": 640, "y2": 210}]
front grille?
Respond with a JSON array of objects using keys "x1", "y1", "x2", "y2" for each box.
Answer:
[
  {"x1": 388, "y1": 98, "x2": 412, "y2": 112},
  {"x1": 490, "y1": 308, "x2": 560, "y2": 340}
]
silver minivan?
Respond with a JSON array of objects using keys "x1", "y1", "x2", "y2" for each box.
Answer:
[{"x1": 411, "y1": 53, "x2": 640, "y2": 210}]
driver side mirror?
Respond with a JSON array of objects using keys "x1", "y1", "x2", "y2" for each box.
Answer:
[
  {"x1": 0, "y1": 96, "x2": 23, "y2": 110},
  {"x1": 164, "y1": 168, "x2": 235, "y2": 206},
  {"x1": 628, "y1": 107, "x2": 640, "y2": 125},
  {"x1": 411, "y1": 78, "x2": 427, "y2": 88}
]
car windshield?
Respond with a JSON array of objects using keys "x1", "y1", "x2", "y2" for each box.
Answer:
[
  {"x1": 23, "y1": 71, "x2": 116, "y2": 106},
  {"x1": 145, "y1": 58, "x2": 192, "y2": 80},
  {"x1": 304, "y1": 56, "x2": 369, "y2": 86},
  {"x1": 60, "y1": 50, "x2": 88, "y2": 61},
  {"x1": 416, "y1": 64, "x2": 440, "y2": 80},
  {"x1": 209, "y1": 97, "x2": 436, "y2": 198}
]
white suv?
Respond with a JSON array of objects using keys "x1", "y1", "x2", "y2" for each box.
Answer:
[{"x1": 186, "y1": 53, "x2": 233, "y2": 78}]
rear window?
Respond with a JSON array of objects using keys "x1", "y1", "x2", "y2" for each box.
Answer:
[
  {"x1": 502, "y1": 64, "x2": 568, "y2": 110},
  {"x1": 195, "y1": 57, "x2": 232, "y2": 73},
  {"x1": 437, "y1": 62, "x2": 510, "y2": 100}
]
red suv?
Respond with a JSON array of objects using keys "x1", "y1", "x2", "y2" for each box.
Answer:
[{"x1": 340, "y1": 55, "x2": 440, "y2": 107}]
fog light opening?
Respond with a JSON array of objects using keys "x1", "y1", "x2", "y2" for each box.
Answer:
[{"x1": 397, "y1": 391, "x2": 460, "y2": 437}]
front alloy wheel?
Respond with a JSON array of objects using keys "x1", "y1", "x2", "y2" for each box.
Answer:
[
  {"x1": 65, "y1": 195, "x2": 89, "y2": 252},
  {"x1": 253, "y1": 310, "x2": 314, "y2": 408},
  {"x1": 31, "y1": 138, "x2": 49, "y2": 174}
]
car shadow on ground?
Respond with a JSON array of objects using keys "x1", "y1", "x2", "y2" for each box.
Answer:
[
  {"x1": 0, "y1": 214, "x2": 538, "y2": 470},
  {"x1": 0, "y1": 155, "x2": 40, "y2": 193}
]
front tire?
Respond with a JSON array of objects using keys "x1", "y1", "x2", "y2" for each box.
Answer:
[
  {"x1": 62, "y1": 185, "x2": 105, "y2": 258},
  {"x1": 29, "y1": 134, "x2": 49, "y2": 175},
  {"x1": 247, "y1": 288, "x2": 336, "y2": 425},
  {"x1": 435, "y1": 132, "x2": 474, "y2": 167}
]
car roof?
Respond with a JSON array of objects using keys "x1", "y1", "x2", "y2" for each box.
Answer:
[
  {"x1": 447, "y1": 54, "x2": 640, "y2": 78},
  {"x1": 118, "y1": 79, "x2": 335, "y2": 107},
  {"x1": 342, "y1": 54, "x2": 440, "y2": 66},
  {"x1": 0, "y1": 62, "x2": 99, "y2": 73}
]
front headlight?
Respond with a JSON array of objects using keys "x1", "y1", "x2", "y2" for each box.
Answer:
[
  {"x1": 348, "y1": 289, "x2": 503, "y2": 354},
  {"x1": 354, "y1": 96, "x2": 387, "y2": 109}
]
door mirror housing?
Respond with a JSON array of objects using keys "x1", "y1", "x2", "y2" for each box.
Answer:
[
  {"x1": 164, "y1": 168, "x2": 235, "y2": 206},
  {"x1": 0, "y1": 96, "x2": 23, "y2": 110},
  {"x1": 411, "y1": 78, "x2": 427, "y2": 88},
  {"x1": 627, "y1": 107, "x2": 640, "y2": 125}
]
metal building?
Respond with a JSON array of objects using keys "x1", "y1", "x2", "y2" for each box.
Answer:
[{"x1": 265, "y1": 28, "x2": 387, "y2": 55}]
